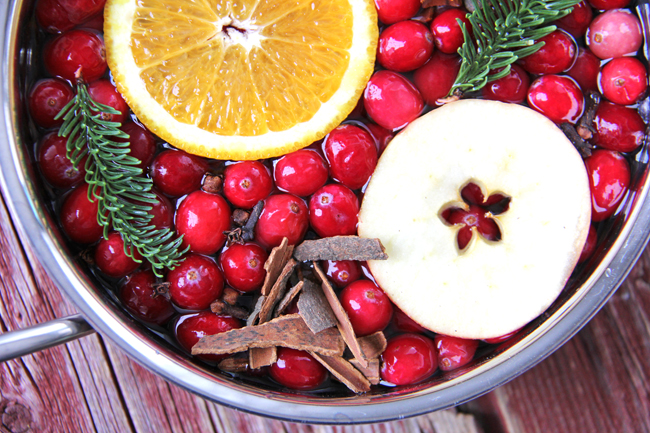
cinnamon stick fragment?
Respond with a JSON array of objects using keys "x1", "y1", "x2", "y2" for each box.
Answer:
[
  {"x1": 210, "y1": 300, "x2": 249, "y2": 321},
  {"x1": 274, "y1": 280, "x2": 304, "y2": 317},
  {"x1": 247, "y1": 296, "x2": 265, "y2": 326},
  {"x1": 218, "y1": 357, "x2": 249, "y2": 373},
  {"x1": 358, "y1": 332, "x2": 387, "y2": 359},
  {"x1": 293, "y1": 236, "x2": 388, "y2": 262},
  {"x1": 310, "y1": 353, "x2": 371, "y2": 393},
  {"x1": 350, "y1": 358, "x2": 381, "y2": 385},
  {"x1": 257, "y1": 258, "x2": 297, "y2": 324},
  {"x1": 192, "y1": 314, "x2": 345, "y2": 356},
  {"x1": 249, "y1": 347, "x2": 277, "y2": 369},
  {"x1": 312, "y1": 262, "x2": 368, "y2": 368},
  {"x1": 297, "y1": 279, "x2": 337, "y2": 334},
  {"x1": 261, "y1": 237, "x2": 295, "y2": 296}
]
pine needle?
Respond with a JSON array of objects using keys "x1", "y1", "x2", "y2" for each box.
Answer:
[
  {"x1": 55, "y1": 80, "x2": 187, "y2": 277},
  {"x1": 449, "y1": 0, "x2": 580, "y2": 97}
]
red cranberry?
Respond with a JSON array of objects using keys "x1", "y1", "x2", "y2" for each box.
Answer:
[
  {"x1": 579, "y1": 224, "x2": 598, "y2": 263},
  {"x1": 587, "y1": 9, "x2": 642, "y2": 59},
  {"x1": 57, "y1": 0, "x2": 106, "y2": 24},
  {"x1": 377, "y1": 20, "x2": 434, "y2": 72},
  {"x1": 43, "y1": 29, "x2": 106, "y2": 82},
  {"x1": 114, "y1": 121, "x2": 156, "y2": 169},
  {"x1": 567, "y1": 47, "x2": 601, "y2": 92},
  {"x1": 176, "y1": 191, "x2": 231, "y2": 255},
  {"x1": 167, "y1": 253, "x2": 224, "y2": 310},
  {"x1": 340, "y1": 280, "x2": 393, "y2": 337},
  {"x1": 482, "y1": 329, "x2": 520, "y2": 344},
  {"x1": 392, "y1": 308, "x2": 426, "y2": 333},
  {"x1": 254, "y1": 194, "x2": 309, "y2": 249},
  {"x1": 430, "y1": 8, "x2": 471, "y2": 54},
  {"x1": 435, "y1": 335, "x2": 478, "y2": 372},
  {"x1": 593, "y1": 102, "x2": 645, "y2": 153},
  {"x1": 364, "y1": 122, "x2": 394, "y2": 156},
  {"x1": 87, "y1": 79, "x2": 128, "y2": 123},
  {"x1": 482, "y1": 64, "x2": 530, "y2": 104},
  {"x1": 322, "y1": 260, "x2": 362, "y2": 289},
  {"x1": 28, "y1": 78, "x2": 74, "y2": 128},
  {"x1": 599, "y1": 57, "x2": 648, "y2": 105},
  {"x1": 518, "y1": 30, "x2": 577, "y2": 75},
  {"x1": 527, "y1": 75, "x2": 584, "y2": 124},
  {"x1": 273, "y1": 149, "x2": 328, "y2": 197},
  {"x1": 119, "y1": 269, "x2": 174, "y2": 326},
  {"x1": 381, "y1": 333, "x2": 437, "y2": 385},
  {"x1": 175, "y1": 311, "x2": 242, "y2": 362},
  {"x1": 150, "y1": 149, "x2": 209, "y2": 197},
  {"x1": 269, "y1": 348, "x2": 328, "y2": 390},
  {"x1": 36, "y1": 0, "x2": 75, "y2": 33},
  {"x1": 588, "y1": 0, "x2": 630, "y2": 10},
  {"x1": 130, "y1": 188, "x2": 174, "y2": 230},
  {"x1": 219, "y1": 242, "x2": 268, "y2": 293},
  {"x1": 413, "y1": 51, "x2": 462, "y2": 106},
  {"x1": 60, "y1": 183, "x2": 103, "y2": 244},
  {"x1": 94, "y1": 232, "x2": 142, "y2": 278},
  {"x1": 364, "y1": 70, "x2": 424, "y2": 131},
  {"x1": 223, "y1": 161, "x2": 273, "y2": 209},
  {"x1": 38, "y1": 132, "x2": 86, "y2": 188},
  {"x1": 556, "y1": 1, "x2": 593, "y2": 39},
  {"x1": 323, "y1": 124, "x2": 378, "y2": 190},
  {"x1": 585, "y1": 149, "x2": 630, "y2": 222},
  {"x1": 309, "y1": 183, "x2": 359, "y2": 238},
  {"x1": 375, "y1": 0, "x2": 421, "y2": 24}
]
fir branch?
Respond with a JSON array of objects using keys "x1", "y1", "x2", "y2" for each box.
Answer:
[
  {"x1": 55, "y1": 80, "x2": 187, "y2": 277},
  {"x1": 448, "y1": 0, "x2": 580, "y2": 98}
]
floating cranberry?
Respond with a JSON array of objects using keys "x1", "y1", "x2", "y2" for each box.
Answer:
[
  {"x1": 364, "y1": 122, "x2": 394, "y2": 156},
  {"x1": 430, "y1": 8, "x2": 471, "y2": 54},
  {"x1": 57, "y1": 0, "x2": 106, "y2": 24},
  {"x1": 392, "y1": 308, "x2": 426, "y2": 333},
  {"x1": 586, "y1": 9, "x2": 642, "y2": 59},
  {"x1": 364, "y1": 70, "x2": 424, "y2": 131},
  {"x1": 119, "y1": 269, "x2": 174, "y2": 326},
  {"x1": 60, "y1": 183, "x2": 103, "y2": 244},
  {"x1": 323, "y1": 124, "x2": 377, "y2": 190},
  {"x1": 309, "y1": 183, "x2": 359, "y2": 238},
  {"x1": 270, "y1": 348, "x2": 328, "y2": 390},
  {"x1": 435, "y1": 335, "x2": 478, "y2": 372},
  {"x1": 340, "y1": 280, "x2": 393, "y2": 337},
  {"x1": 94, "y1": 232, "x2": 141, "y2": 278},
  {"x1": 585, "y1": 149, "x2": 630, "y2": 222},
  {"x1": 274, "y1": 149, "x2": 328, "y2": 197},
  {"x1": 413, "y1": 51, "x2": 462, "y2": 106},
  {"x1": 28, "y1": 78, "x2": 74, "y2": 128},
  {"x1": 593, "y1": 102, "x2": 645, "y2": 153},
  {"x1": 87, "y1": 79, "x2": 128, "y2": 124},
  {"x1": 35, "y1": 0, "x2": 75, "y2": 33},
  {"x1": 150, "y1": 149, "x2": 209, "y2": 197},
  {"x1": 321, "y1": 260, "x2": 362, "y2": 289},
  {"x1": 378, "y1": 20, "x2": 434, "y2": 72},
  {"x1": 482, "y1": 64, "x2": 530, "y2": 104},
  {"x1": 381, "y1": 333, "x2": 437, "y2": 385},
  {"x1": 599, "y1": 57, "x2": 648, "y2": 105},
  {"x1": 556, "y1": 1, "x2": 593, "y2": 39},
  {"x1": 375, "y1": 0, "x2": 421, "y2": 24},
  {"x1": 43, "y1": 29, "x2": 106, "y2": 82},
  {"x1": 175, "y1": 311, "x2": 242, "y2": 362},
  {"x1": 131, "y1": 188, "x2": 174, "y2": 230},
  {"x1": 38, "y1": 132, "x2": 86, "y2": 188},
  {"x1": 175, "y1": 190, "x2": 231, "y2": 255},
  {"x1": 219, "y1": 243, "x2": 268, "y2": 293},
  {"x1": 567, "y1": 47, "x2": 601, "y2": 92},
  {"x1": 223, "y1": 162, "x2": 272, "y2": 209},
  {"x1": 518, "y1": 30, "x2": 577, "y2": 75},
  {"x1": 579, "y1": 225, "x2": 598, "y2": 263},
  {"x1": 254, "y1": 194, "x2": 309, "y2": 249},
  {"x1": 527, "y1": 75, "x2": 584, "y2": 124},
  {"x1": 167, "y1": 254, "x2": 224, "y2": 310},
  {"x1": 114, "y1": 121, "x2": 156, "y2": 170},
  {"x1": 588, "y1": 0, "x2": 630, "y2": 10}
]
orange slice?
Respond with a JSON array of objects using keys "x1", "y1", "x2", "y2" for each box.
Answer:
[{"x1": 104, "y1": 0, "x2": 377, "y2": 160}]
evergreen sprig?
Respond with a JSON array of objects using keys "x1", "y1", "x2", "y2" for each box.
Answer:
[
  {"x1": 56, "y1": 80, "x2": 187, "y2": 277},
  {"x1": 449, "y1": 0, "x2": 580, "y2": 97}
]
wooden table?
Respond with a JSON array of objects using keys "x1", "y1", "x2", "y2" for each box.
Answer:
[{"x1": 1, "y1": 186, "x2": 649, "y2": 433}]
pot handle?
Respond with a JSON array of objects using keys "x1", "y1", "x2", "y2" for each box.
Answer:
[{"x1": 0, "y1": 314, "x2": 95, "y2": 362}]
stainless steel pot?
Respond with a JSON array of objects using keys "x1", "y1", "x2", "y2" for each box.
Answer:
[{"x1": 2, "y1": 0, "x2": 650, "y2": 424}]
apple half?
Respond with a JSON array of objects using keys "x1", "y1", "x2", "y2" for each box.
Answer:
[{"x1": 358, "y1": 99, "x2": 592, "y2": 340}]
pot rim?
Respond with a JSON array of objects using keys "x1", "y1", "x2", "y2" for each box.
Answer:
[{"x1": 2, "y1": 0, "x2": 650, "y2": 424}]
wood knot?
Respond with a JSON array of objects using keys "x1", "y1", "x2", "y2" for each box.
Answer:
[{"x1": 1, "y1": 400, "x2": 33, "y2": 433}]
